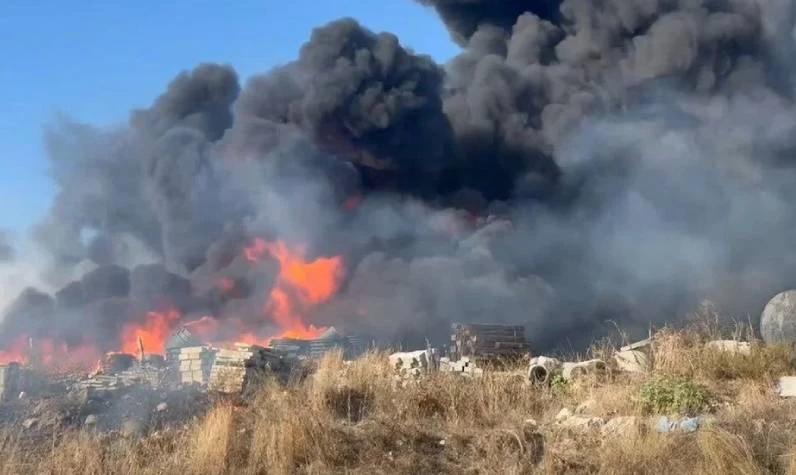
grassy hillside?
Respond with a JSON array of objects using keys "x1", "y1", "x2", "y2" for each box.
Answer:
[{"x1": 3, "y1": 312, "x2": 796, "y2": 474}]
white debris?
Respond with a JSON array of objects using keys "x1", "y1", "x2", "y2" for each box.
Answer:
[
  {"x1": 614, "y1": 349, "x2": 649, "y2": 374},
  {"x1": 22, "y1": 418, "x2": 39, "y2": 429},
  {"x1": 439, "y1": 356, "x2": 484, "y2": 377},
  {"x1": 555, "y1": 408, "x2": 574, "y2": 422},
  {"x1": 620, "y1": 338, "x2": 652, "y2": 352},
  {"x1": 705, "y1": 340, "x2": 752, "y2": 355},
  {"x1": 389, "y1": 349, "x2": 437, "y2": 379},
  {"x1": 777, "y1": 376, "x2": 796, "y2": 398}
]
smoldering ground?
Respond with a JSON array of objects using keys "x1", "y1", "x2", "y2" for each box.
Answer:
[{"x1": 3, "y1": 0, "x2": 796, "y2": 352}]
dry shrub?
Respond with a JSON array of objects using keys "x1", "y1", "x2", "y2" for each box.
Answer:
[
  {"x1": 699, "y1": 342, "x2": 793, "y2": 382},
  {"x1": 310, "y1": 349, "x2": 392, "y2": 422},
  {"x1": 651, "y1": 323, "x2": 794, "y2": 385},
  {"x1": 188, "y1": 404, "x2": 234, "y2": 474},
  {"x1": 716, "y1": 381, "x2": 796, "y2": 473},
  {"x1": 698, "y1": 428, "x2": 762, "y2": 475},
  {"x1": 566, "y1": 379, "x2": 640, "y2": 417},
  {"x1": 38, "y1": 433, "x2": 107, "y2": 475},
  {"x1": 651, "y1": 328, "x2": 701, "y2": 377},
  {"x1": 598, "y1": 432, "x2": 699, "y2": 475},
  {"x1": 7, "y1": 317, "x2": 796, "y2": 474},
  {"x1": 245, "y1": 379, "x2": 361, "y2": 473}
]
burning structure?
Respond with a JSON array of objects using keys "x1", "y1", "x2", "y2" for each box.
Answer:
[{"x1": 1, "y1": 0, "x2": 796, "y2": 373}]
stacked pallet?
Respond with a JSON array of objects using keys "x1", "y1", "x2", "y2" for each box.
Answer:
[
  {"x1": 270, "y1": 330, "x2": 366, "y2": 360},
  {"x1": 174, "y1": 346, "x2": 216, "y2": 385},
  {"x1": 208, "y1": 343, "x2": 285, "y2": 394},
  {"x1": 450, "y1": 323, "x2": 530, "y2": 361}
]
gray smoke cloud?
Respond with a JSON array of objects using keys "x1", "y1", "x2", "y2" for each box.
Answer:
[
  {"x1": 0, "y1": 231, "x2": 14, "y2": 262},
  {"x1": 5, "y1": 1, "x2": 796, "y2": 354}
]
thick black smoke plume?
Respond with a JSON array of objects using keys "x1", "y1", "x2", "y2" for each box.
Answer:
[{"x1": 5, "y1": 1, "x2": 796, "y2": 353}]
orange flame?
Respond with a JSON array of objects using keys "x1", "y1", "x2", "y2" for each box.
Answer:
[
  {"x1": 246, "y1": 239, "x2": 343, "y2": 340},
  {"x1": 121, "y1": 308, "x2": 182, "y2": 355},
  {"x1": 0, "y1": 335, "x2": 30, "y2": 365},
  {"x1": 0, "y1": 239, "x2": 345, "y2": 371},
  {"x1": 0, "y1": 335, "x2": 101, "y2": 372}
]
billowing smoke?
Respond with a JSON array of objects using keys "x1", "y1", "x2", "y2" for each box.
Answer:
[
  {"x1": 0, "y1": 231, "x2": 14, "y2": 263},
  {"x1": 5, "y1": 1, "x2": 796, "y2": 354}
]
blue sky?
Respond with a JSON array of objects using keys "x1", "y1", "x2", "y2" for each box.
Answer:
[{"x1": 0, "y1": 0, "x2": 458, "y2": 237}]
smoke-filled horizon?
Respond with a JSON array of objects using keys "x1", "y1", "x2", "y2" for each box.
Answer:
[{"x1": 3, "y1": 0, "x2": 796, "y2": 356}]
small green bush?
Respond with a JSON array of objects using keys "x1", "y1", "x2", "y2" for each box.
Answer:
[
  {"x1": 635, "y1": 376, "x2": 713, "y2": 416},
  {"x1": 550, "y1": 374, "x2": 570, "y2": 394}
]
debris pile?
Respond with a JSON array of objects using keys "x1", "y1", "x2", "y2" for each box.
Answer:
[
  {"x1": 208, "y1": 343, "x2": 287, "y2": 394},
  {"x1": 450, "y1": 323, "x2": 530, "y2": 361},
  {"x1": 77, "y1": 352, "x2": 167, "y2": 395}
]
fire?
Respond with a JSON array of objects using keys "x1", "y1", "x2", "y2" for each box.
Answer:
[
  {"x1": 246, "y1": 239, "x2": 343, "y2": 339},
  {"x1": 0, "y1": 335, "x2": 30, "y2": 365},
  {"x1": 0, "y1": 335, "x2": 101, "y2": 371},
  {"x1": 121, "y1": 308, "x2": 182, "y2": 355},
  {"x1": 0, "y1": 239, "x2": 345, "y2": 371}
]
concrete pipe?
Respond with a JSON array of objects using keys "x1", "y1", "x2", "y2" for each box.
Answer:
[
  {"x1": 562, "y1": 359, "x2": 608, "y2": 381},
  {"x1": 528, "y1": 356, "x2": 562, "y2": 385}
]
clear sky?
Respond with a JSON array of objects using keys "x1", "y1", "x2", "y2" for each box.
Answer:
[{"x1": 0, "y1": 0, "x2": 458, "y2": 237}]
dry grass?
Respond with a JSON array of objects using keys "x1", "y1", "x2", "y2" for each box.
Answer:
[{"x1": 4, "y1": 321, "x2": 796, "y2": 474}]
